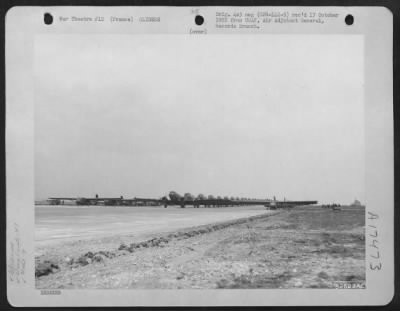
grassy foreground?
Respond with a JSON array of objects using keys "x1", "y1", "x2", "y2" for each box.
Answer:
[{"x1": 36, "y1": 206, "x2": 365, "y2": 289}]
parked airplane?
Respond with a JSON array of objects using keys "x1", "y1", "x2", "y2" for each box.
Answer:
[
  {"x1": 162, "y1": 191, "x2": 317, "y2": 209},
  {"x1": 48, "y1": 195, "x2": 126, "y2": 206},
  {"x1": 48, "y1": 195, "x2": 160, "y2": 206},
  {"x1": 48, "y1": 191, "x2": 317, "y2": 209}
]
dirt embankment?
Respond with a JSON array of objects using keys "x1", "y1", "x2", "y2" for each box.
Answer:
[
  {"x1": 35, "y1": 212, "x2": 278, "y2": 278},
  {"x1": 36, "y1": 207, "x2": 365, "y2": 289}
]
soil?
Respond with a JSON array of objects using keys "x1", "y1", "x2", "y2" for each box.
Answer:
[{"x1": 35, "y1": 206, "x2": 365, "y2": 289}]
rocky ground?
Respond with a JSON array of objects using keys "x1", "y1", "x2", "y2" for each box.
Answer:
[{"x1": 36, "y1": 206, "x2": 365, "y2": 289}]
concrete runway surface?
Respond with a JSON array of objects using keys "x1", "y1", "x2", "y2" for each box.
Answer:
[{"x1": 35, "y1": 205, "x2": 272, "y2": 246}]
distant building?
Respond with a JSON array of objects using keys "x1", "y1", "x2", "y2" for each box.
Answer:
[{"x1": 351, "y1": 199, "x2": 362, "y2": 207}]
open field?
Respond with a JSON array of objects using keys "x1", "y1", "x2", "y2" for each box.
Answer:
[{"x1": 35, "y1": 206, "x2": 365, "y2": 289}]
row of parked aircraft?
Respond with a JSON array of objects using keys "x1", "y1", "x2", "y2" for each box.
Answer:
[
  {"x1": 166, "y1": 192, "x2": 317, "y2": 208},
  {"x1": 49, "y1": 191, "x2": 318, "y2": 209}
]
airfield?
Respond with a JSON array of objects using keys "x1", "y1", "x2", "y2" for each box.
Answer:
[
  {"x1": 35, "y1": 205, "x2": 273, "y2": 247},
  {"x1": 35, "y1": 205, "x2": 365, "y2": 289}
]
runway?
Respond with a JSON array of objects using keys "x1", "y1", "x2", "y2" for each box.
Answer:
[{"x1": 35, "y1": 205, "x2": 272, "y2": 246}]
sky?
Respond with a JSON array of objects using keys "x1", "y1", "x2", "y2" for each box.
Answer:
[{"x1": 34, "y1": 34, "x2": 364, "y2": 204}]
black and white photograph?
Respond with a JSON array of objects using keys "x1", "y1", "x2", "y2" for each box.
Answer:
[
  {"x1": 6, "y1": 6, "x2": 393, "y2": 306},
  {"x1": 33, "y1": 32, "x2": 367, "y2": 289}
]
